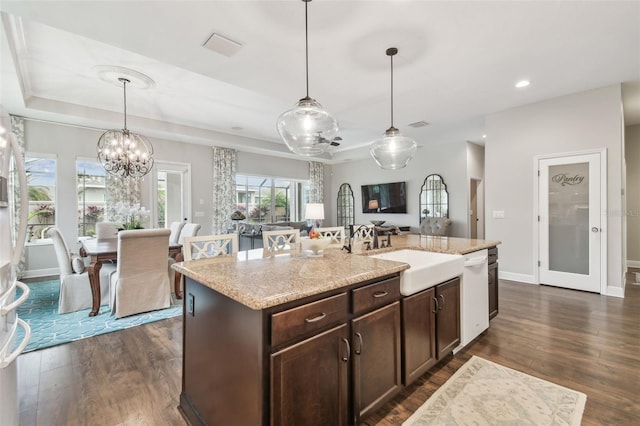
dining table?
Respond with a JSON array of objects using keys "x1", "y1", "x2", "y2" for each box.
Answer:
[{"x1": 80, "y1": 238, "x2": 183, "y2": 316}]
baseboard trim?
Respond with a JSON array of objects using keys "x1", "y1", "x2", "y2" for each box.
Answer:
[
  {"x1": 626, "y1": 260, "x2": 640, "y2": 268},
  {"x1": 499, "y1": 271, "x2": 536, "y2": 284},
  {"x1": 605, "y1": 286, "x2": 625, "y2": 298},
  {"x1": 22, "y1": 267, "x2": 58, "y2": 279}
]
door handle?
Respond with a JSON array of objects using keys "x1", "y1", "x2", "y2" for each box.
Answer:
[{"x1": 591, "y1": 227, "x2": 600, "y2": 233}]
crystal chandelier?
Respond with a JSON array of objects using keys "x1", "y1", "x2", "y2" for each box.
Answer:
[
  {"x1": 370, "y1": 47, "x2": 417, "y2": 170},
  {"x1": 97, "y1": 77, "x2": 154, "y2": 180},
  {"x1": 276, "y1": 0, "x2": 339, "y2": 156}
]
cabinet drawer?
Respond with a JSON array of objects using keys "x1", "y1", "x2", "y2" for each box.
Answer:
[
  {"x1": 271, "y1": 293, "x2": 349, "y2": 347},
  {"x1": 488, "y1": 246, "x2": 498, "y2": 264},
  {"x1": 352, "y1": 277, "x2": 401, "y2": 315}
]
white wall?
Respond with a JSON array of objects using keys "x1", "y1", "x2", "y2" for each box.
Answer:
[
  {"x1": 626, "y1": 124, "x2": 640, "y2": 265},
  {"x1": 329, "y1": 141, "x2": 470, "y2": 236},
  {"x1": 485, "y1": 85, "x2": 624, "y2": 292}
]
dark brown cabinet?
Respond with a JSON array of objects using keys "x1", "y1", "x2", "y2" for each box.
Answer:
[
  {"x1": 352, "y1": 301, "x2": 402, "y2": 423},
  {"x1": 271, "y1": 324, "x2": 350, "y2": 426},
  {"x1": 435, "y1": 278, "x2": 461, "y2": 359},
  {"x1": 402, "y1": 277, "x2": 460, "y2": 386},
  {"x1": 488, "y1": 246, "x2": 499, "y2": 320}
]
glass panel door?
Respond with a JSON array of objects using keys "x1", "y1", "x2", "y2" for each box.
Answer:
[{"x1": 539, "y1": 152, "x2": 602, "y2": 293}]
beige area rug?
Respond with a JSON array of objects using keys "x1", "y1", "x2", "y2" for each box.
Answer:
[{"x1": 403, "y1": 356, "x2": 586, "y2": 426}]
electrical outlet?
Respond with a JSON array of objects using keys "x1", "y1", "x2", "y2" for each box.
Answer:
[
  {"x1": 194, "y1": 211, "x2": 205, "y2": 217},
  {"x1": 492, "y1": 210, "x2": 505, "y2": 219},
  {"x1": 187, "y1": 293, "x2": 195, "y2": 316}
]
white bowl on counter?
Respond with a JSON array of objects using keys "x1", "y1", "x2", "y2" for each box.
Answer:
[{"x1": 300, "y1": 237, "x2": 331, "y2": 256}]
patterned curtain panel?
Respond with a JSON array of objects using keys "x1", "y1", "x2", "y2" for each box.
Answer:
[
  {"x1": 211, "y1": 147, "x2": 237, "y2": 235},
  {"x1": 10, "y1": 115, "x2": 26, "y2": 278},
  {"x1": 309, "y1": 161, "x2": 324, "y2": 203},
  {"x1": 105, "y1": 176, "x2": 141, "y2": 221}
]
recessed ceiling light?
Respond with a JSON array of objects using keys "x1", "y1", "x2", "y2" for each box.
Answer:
[
  {"x1": 482, "y1": 134, "x2": 487, "y2": 139},
  {"x1": 515, "y1": 80, "x2": 530, "y2": 88}
]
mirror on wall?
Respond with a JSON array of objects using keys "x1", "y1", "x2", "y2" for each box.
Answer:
[
  {"x1": 419, "y1": 174, "x2": 449, "y2": 222},
  {"x1": 337, "y1": 183, "x2": 355, "y2": 229}
]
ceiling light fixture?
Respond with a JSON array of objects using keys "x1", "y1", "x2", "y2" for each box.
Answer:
[
  {"x1": 97, "y1": 77, "x2": 154, "y2": 180},
  {"x1": 370, "y1": 47, "x2": 417, "y2": 170},
  {"x1": 515, "y1": 80, "x2": 530, "y2": 88},
  {"x1": 276, "y1": 0, "x2": 339, "y2": 156}
]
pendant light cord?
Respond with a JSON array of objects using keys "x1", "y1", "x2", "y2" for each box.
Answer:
[
  {"x1": 390, "y1": 52, "x2": 394, "y2": 128},
  {"x1": 305, "y1": 0, "x2": 310, "y2": 98},
  {"x1": 119, "y1": 77, "x2": 130, "y2": 130}
]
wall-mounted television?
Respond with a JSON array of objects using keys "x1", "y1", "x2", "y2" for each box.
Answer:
[{"x1": 361, "y1": 181, "x2": 407, "y2": 214}]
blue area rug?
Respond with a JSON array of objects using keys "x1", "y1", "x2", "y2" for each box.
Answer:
[{"x1": 15, "y1": 279, "x2": 183, "y2": 352}]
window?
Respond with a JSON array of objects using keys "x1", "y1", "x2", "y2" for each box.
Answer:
[
  {"x1": 235, "y1": 175, "x2": 310, "y2": 224},
  {"x1": 76, "y1": 159, "x2": 107, "y2": 237},
  {"x1": 25, "y1": 155, "x2": 56, "y2": 242}
]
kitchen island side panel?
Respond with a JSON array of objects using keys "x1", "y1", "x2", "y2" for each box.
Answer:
[{"x1": 180, "y1": 277, "x2": 266, "y2": 425}]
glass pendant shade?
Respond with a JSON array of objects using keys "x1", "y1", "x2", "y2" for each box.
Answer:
[
  {"x1": 277, "y1": 97, "x2": 339, "y2": 156},
  {"x1": 370, "y1": 47, "x2": 417, "y2": 169},
  {"x1": 97, "y1": 129, "x2": 154, "y2": 179},
  {"x1": 277, "y1": 0, "x2": 338, "y2": 156},
  {"x1": 370, "y1": 126, "x2": 417, "y2": 170}
]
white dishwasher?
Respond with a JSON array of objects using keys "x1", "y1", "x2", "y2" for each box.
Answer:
[{"x1": 453, "y1": 249, "x2": 489, "y2": 354}]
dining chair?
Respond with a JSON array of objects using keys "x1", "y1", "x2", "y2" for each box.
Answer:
[
  {"x1": 48, "y1": 227, "x2": 114, "y2": 314},
  {"x1": 168, "y1": 221, "x2": 185, "y2": 245},
  {"x1": 178, "y1": 223, "x2": 202, "y2": 244},
  {"x1": 170, "y1": 223, "x2": 202, "y2": 296},
  {"x1": 183, "y1": 234, "x2": 239, "y2": 260},
  {"x1": 109, "y1": 228, "x2": 172, "y2": 319},
  {"x1": 316, "y1": 226, "x2": 346, "y2": 247},
  {"x1": 262, "y1": 229, "x2": 301, "y2": 256},
  {"x1": 96, "y1": 222, "x2": 121, "y2": 239}
]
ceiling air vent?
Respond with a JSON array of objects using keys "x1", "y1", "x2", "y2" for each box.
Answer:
[
  {"x1": 203, "y1": 33, "x2": 243, "y2": 57},
  {"x1": 408, "y1": 120, "x2": 430, "y2": 128}
]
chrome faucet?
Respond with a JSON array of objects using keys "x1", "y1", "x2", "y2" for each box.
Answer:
[
  {"x1": 342, "y1": 224, "x2": 378, "y2": 253},
  {"x1": 41, "y1": 225, "x2": 55, "y2": 239}
]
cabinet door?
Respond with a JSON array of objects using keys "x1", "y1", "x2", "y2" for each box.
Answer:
[
  {"x1": 488, "y1": 261, "x2": 499, "y2": 320},
  {"x1": 402, "y1": 287, "x2": 437, "y2": 385},
  {"x1": 435, "y1": 278, "x2": 461, "y2": 359},
  {"x1": 271, "y1": 324, "x2": 350, "y2": 426},
  {"x1": 352, "y1": 301, "x2": 402, "y2": 424}
]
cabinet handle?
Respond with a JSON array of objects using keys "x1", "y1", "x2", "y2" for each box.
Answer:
[
  {"x1": 355, "y1": 332, "x2": 363, "y2": 355},
  {"x1": 341, "y1": 338, "x2": 350, "y2": 362},
  {"x1": 439, "y1": 294, "x2": 445, "y2": 311},
  {"x1": 304, "y1": 312, "x2": 326, "y2": 323},
  {"x1": 432, "y1": 297, "x2": 439, "y2": 313},
  {"x1": 372, "y1": 291, "x2": 389, "y2": 298}
]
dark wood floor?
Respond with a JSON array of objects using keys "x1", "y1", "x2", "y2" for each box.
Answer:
[{"x1": 17, "y1": 277, "x2": 640, "y2": 425}]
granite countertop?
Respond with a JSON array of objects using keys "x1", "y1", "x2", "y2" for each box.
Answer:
[{"x1": 172, "y1": 235, "x2": 501, "y2": 310}]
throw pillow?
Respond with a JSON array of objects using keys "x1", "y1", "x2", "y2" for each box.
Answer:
[{"x1": 70, "y1": 253, "x2": 85, "y2": 274}]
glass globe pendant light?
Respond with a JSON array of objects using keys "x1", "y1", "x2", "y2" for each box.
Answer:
[
  {"x1": 370, "y1": 47, "x2": 417, "y2": 170},
  {"x1": 277, "y1": 0, "x2": 339, "y2": 156},
  {"x1": 97, "y1": 77, "x2": 154, "y2": 180}
]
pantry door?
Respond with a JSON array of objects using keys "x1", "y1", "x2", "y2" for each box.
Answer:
[{"x1": 538, "y1": 152, "x2": 605, "y2": 293}]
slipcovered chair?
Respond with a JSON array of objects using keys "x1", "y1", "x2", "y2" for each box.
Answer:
[
  {"x1": 316, "y1": 226, "x2": 346, "y2": 247},
  {"x1": 170, "y1": 223, "x2": 202, "y2": 296},
  {"x1": 420, "y1": 217, "x2": 452, "y2": 236},
  {"x1": 183, "y1": 234, "x2": 239, "y2": 260},
  {"x1": 96, "y1": 222, "x2": 121, "y2": 239},
  {"x1": 168, "y1": 221, "x2": 185, "y2": 246},
  {"x1": 109, "y1": 228, "x2": 172, "y2": 319},
  {"x1": 262, "y1": 229, "x2": 301, "y2": 257},
  {"x1": 48, "y1": 227, "x2": 113, "y2": 314},
  {"x1": 178, "y1": 223, "x2": 202, "y2": 244}
]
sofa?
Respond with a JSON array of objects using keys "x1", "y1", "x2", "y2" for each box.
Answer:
[
  {"x1": 237, "y1": 221, "x2": 309, "y2": 250},
  {"x1": 419, "y1": 217, "x2": 452, "y2": 236}
]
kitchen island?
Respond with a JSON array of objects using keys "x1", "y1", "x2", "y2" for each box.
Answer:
[{"x1": 172, "y1": 235, "x2": 500, "y2": 426}]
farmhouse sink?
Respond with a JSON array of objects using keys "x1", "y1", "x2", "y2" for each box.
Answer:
[{"x1": 370, "y1": 249, "x2": 464, "y2": 296}]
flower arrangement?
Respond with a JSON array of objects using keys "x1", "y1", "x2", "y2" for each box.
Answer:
[{"x1": 114, "y1": 202, "x2": 150, "y2": 230}]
